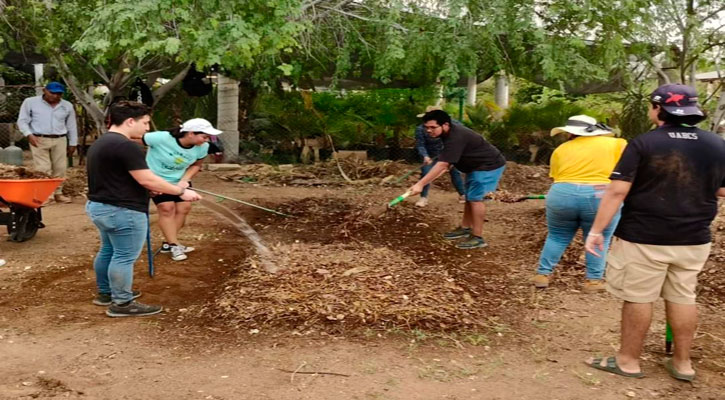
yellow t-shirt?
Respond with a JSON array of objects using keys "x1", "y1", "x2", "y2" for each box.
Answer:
[{"x1": 549, "y1": 136, "x2": 628, "y2": 184}]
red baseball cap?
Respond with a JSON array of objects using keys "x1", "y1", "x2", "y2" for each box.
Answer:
[{"x1": 650, "y1": 84, "x2": 703, "y2": 117}]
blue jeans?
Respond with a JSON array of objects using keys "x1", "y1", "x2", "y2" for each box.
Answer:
[
  {"x1": 537, "y1": 183, "x2": 621, "y2": 279},
  {"x1": 86, "y1": 201, "x2": 147, "y2": 304},
  {"x1": 421, "y1": 162, "x2": 465, "y2": 197}
]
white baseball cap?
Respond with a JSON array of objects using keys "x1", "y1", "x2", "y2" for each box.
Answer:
[{"x1": 180, "y1": 118, "x2": 222, "y2": 135}]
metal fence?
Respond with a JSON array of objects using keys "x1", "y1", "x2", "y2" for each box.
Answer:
[{"x1": 1, "y1": 85, "x2": 37, "y2": 147}]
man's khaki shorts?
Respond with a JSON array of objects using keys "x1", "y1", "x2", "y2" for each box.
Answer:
[{"x1": 605, "y1": 237, "x2": 711, "y2": 304}]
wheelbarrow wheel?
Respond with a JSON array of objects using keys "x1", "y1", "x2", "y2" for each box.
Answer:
[{"x1": 7, "y1": 206, "x2": 41, "y2": 242}]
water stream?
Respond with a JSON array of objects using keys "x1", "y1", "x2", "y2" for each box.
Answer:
[{"x1": 199, "y1": 198, "x2": 279, "y2": 273}]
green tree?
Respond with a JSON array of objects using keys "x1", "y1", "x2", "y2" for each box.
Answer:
[{"x1": 2, "y1": 0, "x2": 304, "y2": 131}]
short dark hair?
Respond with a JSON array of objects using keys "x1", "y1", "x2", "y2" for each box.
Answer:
[
  {"x1": 108, "y1": 101, "x2": 151, "y2": 126},
  {"x1": 651, "y1": 102, "x2": 707, "y2": 126},
  {"x1": 422, "y1": 109, "x2": 451, "y2": 126}
]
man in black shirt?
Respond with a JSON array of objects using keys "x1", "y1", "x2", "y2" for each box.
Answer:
[
  {"x1": 86, "y1": 101, "x2": 201, "y2": 317},
  {"x1": 409, "y1": 110, "x2": 506, "y2": 249},
  {"x1": 584, "y1": 84, "x2": 725, "y2": 381}
]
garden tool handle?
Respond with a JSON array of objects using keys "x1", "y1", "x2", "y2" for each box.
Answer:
[
  {"x1": 388, "y1": 191, "x2": 412, "y2": 208},
  {"x1": 192, "y1": 188, "x2": 292, "y2": 217},
  {"x1": 393, "y1": 157, "x2": 438, "y2": 184}
]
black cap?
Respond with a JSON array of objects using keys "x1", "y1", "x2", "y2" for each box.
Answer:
[{"x1": 650, "y1": 84, "x2": 703, "y2": 117}]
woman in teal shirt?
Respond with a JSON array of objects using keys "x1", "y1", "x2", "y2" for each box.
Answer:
[{"x1": 143, "y1": 118, "x2": 222, "y2": 261}]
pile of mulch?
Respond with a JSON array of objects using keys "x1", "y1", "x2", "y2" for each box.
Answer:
[
  {"x1": 202, "y1": 196, "x2": 526, "y2": 334},
  {"x1": 204, "y1": 242, "x2": 489, "y2": 333},
  {"x1": 218, "y1": 160, "x2": 552, "y2": 202},
  {"x1": 497, "y1": 162, "x2": 550, "y2": 195},
  {"x1": 0, "y1": 164, "x2": 51, "y2": 179},
  {"x1": 269, "y1": 196, "x2": 440, "y2": 241},
  {"x1": 217, "y1": 159, "x2": 411, "y2": 186},
  {"x1": 61, "y1": 167, "x2": 88, "y2": 197}
]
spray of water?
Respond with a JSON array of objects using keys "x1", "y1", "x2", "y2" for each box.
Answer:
[{"x1": 199, "y1": 199, "x2": 280, "y2": 273}]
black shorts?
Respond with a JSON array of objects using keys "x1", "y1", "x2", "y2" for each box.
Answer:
[{"x1": 152, "y1": 182, "x2": 192, "y2": 205}]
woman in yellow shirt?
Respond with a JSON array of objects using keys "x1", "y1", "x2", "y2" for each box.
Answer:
[{"x1": 532, "y1": 115, "x2": 627, "y2": 292}]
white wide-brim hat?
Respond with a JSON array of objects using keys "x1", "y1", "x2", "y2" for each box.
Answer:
[
  {"x1": 550, "y1": 115, "x2": 612, "y2": 137},
  {"x1": 417, "y1": 105, "x2": 443, "y2": 118},
  {"x1": 180, "y1": 118, "x2": 223, "y2": 135}
]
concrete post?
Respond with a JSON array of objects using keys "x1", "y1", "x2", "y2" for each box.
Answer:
[{"x1": 217, "y1": 74, "x2": 240, "y2": 163}]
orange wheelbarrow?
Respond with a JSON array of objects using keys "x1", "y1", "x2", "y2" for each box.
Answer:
[{"x1": 0, "y1": 178, "x2": 64, "y2": 242}]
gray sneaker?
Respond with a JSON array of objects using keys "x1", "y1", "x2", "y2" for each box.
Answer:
[
  {"x1": 106, "y1": 301, "x2": 163, "y2": 317},
  {"x1": 443, "y1": 227, "x2": 471, "y2": 240},
  {"x1": 93, "y1": 290, "x2": 141, "y2": 306},
  {"x1": 456, "y1": 236, "x2": 488, "y2": 249},
  {"x1": 170, "y1": 245, "x2": 188, "y2": 261}
]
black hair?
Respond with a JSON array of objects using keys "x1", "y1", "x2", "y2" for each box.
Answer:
[
  {"x1": 651, "y1": 102, "x2": 707, "y2": 126},
  {"x1": 422, "y1": 109, "x2": 451, "y2": 126},
  {"x1": 169, "y1": 127, "x2": 186, "y2": 138},
  {"x1": 108, "y1": 101, "x2": 151, "y2": 126}
]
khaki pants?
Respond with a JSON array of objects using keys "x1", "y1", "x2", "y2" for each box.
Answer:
[
  {"x1": 605, "y1": 237, "x2": 711, "y2": 304},
  {"x1": 30, "y1": 136, "x2": 67, "y2": 195}
]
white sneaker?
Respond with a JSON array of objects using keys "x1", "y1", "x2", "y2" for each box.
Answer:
[
  {"x1": 179, "y1": 244, "x2": 195, "y2": 253},
  {"x1": 415, "y1": 197, "x2": 429, "y2": 207},
  {"x1": 160, "y1": 243, "x2": 195, "y2": 253},
  {"x1": 458, "y1": 195, "x2": 466, "y2": 203},
  {"x1": 170, "y1": 245, "x2": 188, "y2": 261},
  {"x1": 0, "y1": 259, "x2": 5, "y2": 267}
]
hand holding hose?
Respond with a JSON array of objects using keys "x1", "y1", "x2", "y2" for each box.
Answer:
[{"x1": 180, "y1": 188, "x2": 202, "y2": 202}]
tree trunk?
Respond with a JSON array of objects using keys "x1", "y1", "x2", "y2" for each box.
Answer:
[
  {"x1": 711, "y1": 90, "x2": 725, "y2": 138},
  {"x1": 151, "y1": 64, "x2": 192, "y2": 105},
  {"x1": 217, "y1": 74, "x2": 240, "y2": 162},
  {"x1": 466, "y1": 76, "x2": 477, "y2": 105},
  {"x1": 238, "y1": 78, "x2": 259, "y2": 136},
  {"x1": 50, "y1": 54, "x2": 107, "y2": 133},
  {"x1": 494, "y1": 73, "x2": 509, "y2": 109},
  {"x1": 33, "y1": 64, "x2": 44, "y2": 96}
]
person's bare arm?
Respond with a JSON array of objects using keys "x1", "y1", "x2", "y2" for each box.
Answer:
[
  {"x1": 129, "y1": 169, "x2": 201, "y2": 201},
  {"x1": 584, "y1": 180, "x2": 632, "y2": 256},
  {"x1": 718, "y1": 187, "x2": 725, "y2": 197},
  {"x1": 409, "y1": 161, "x2": 449, "y2": 195},
  {"x1": 178, "y1": 160, "x2": 203, "y2": 188}
]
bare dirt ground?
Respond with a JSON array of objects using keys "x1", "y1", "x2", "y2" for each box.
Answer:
[{"x1": 0, "y1": 166, "x2": 723, "y2": 400}]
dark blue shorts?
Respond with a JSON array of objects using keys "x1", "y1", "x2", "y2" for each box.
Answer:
[{"x1": 464, "y1": 165, "x2": 505, "y2": 201}]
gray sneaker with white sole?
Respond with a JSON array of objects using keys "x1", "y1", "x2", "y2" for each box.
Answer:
[{"x1": 106, "y1": 301, "x2": 163, "y2": 317}]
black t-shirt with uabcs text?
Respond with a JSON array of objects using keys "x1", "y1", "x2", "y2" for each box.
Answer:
[
  {"x1": 86, "y1": 132, "x2": 150, "y2": 213},
  {"x1": 438, "y1": 124, "x2": 506, "y2": 173},
  {"x1": 610, "y1": 124, "x2": 725, "y2": 245}
]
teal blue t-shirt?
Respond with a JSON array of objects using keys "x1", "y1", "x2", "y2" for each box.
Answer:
[{"x1": 143, "y1": 131, "x2": 209, "y2": 183}]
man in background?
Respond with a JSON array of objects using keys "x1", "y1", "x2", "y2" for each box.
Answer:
[
  {"x1": 17, "y1": 81, "x2": 77, "y2": 203},
  {"x1": 413, "y1": 105, "x2": 466, "y2": 207}
]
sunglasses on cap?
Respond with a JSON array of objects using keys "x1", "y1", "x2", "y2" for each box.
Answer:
[{"x1": 565, "y1": 120, "x2": 612, "y2": 132}]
